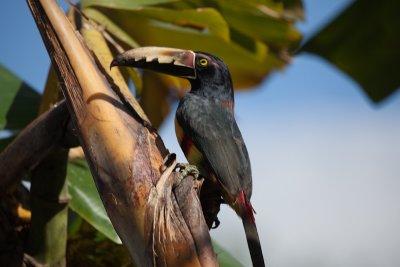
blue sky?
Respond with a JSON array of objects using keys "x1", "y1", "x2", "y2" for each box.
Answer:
[{"x1": 1, "y1": 1, "x2": 400, "y2": 266}]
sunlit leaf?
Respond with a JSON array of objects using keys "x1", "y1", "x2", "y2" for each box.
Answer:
[
  {"x1": 67, "y1": 159, "x2": 122, "y2": 244},
  {"x1": 82, "y1": 0, "x2": 178, "y2": 10},
  {"x1": 85, "y1": 6, "x2": 230, "y2": 43},
  {"x1": 302, "y1": 0, "x2": 400, "y2": 102},
  {"x1": 210, "y1": 0, "x2": 302, "y2": 47},
  {"x1": 0, "y1": 64, "x2": 41, "y2": 130},
  {"x1": 131, "y1": 7, "x2": 230, "y2": 41},
  {"x1": 83, "y1": 8, "x2": 140, "y2": 48}
]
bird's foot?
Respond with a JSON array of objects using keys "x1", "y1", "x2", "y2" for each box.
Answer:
[{"x1": 174, "y1": 163, "x2": 201, "y2": 188}]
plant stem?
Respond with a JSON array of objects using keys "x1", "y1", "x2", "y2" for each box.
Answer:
[{"x1": 0, "y1": 101, "x2": 69, "y2": 196}]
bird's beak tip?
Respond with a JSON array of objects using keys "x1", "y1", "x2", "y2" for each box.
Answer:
[{"x1": 110, "y1": 57, "x2": 122, "y2": 70}]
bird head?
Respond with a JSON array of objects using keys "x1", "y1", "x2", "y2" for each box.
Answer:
[{"x1": 110, "y1": 47, "x2": 233, "y2": 97}]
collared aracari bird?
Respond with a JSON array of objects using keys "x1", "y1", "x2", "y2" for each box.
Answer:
[{"x1": 111, "y1": 47, "x2": 265, "y2": 267}]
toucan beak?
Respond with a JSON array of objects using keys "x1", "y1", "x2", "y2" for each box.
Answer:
[{"x1": 110, "y1": 47, "x2": 196, "y2": 79}]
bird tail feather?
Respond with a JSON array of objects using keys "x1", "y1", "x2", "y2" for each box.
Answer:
[{"x1": 237, "y1": 191, "x2": 265, "y2": 267}]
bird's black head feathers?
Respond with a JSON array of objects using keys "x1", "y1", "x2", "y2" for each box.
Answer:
[{"x1": 189, "y1": 52, "x2": 234, "y2": 101}]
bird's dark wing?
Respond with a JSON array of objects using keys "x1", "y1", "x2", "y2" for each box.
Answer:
[{"x1": 176, "y1": 95, "x2": 252, "y2": 200}]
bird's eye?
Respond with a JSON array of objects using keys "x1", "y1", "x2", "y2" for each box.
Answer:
[{"x1": 198, "y1": 58, "x2": 208, "y2": 67}]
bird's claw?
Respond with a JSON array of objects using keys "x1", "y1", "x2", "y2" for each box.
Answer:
[{"x1": 174, "y1": 163, "x2": 201, "y2": 187}]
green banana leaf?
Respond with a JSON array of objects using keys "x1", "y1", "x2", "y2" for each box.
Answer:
[
  {"x1": 302, "y1": 0, "x2": 400, "y2": 103},
  {"x1": 67, "y1": 159, "x2": 122, "y2": 244},
  {"x1": 0, "y1": 64, "x2": 41, "y2": 131},
  {"x1": 83, "y1": 2, "x2": 300, "y2": 89},
  {"x1": 82, "y1": 0, "x2": 178, "y2": 10}
]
